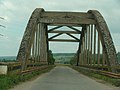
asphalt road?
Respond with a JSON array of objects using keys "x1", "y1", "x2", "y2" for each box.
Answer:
[{"x1": 10, "y1": 66, "x2": 119, "y2": 90}]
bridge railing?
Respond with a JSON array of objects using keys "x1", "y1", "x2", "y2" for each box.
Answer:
[{"x1": 0, "y1": 61, "x2": 49, "y2": 75}]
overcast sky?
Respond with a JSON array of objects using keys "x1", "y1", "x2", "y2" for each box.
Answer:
[{"x1": 0, "y1": 0, "x2": 120, "y2": 56}]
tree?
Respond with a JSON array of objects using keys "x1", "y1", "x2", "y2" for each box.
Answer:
[
  {"x1": 70, "y1": 53, "x2": 77, "y2": 65},
  {"x1": 48, "y1": 50, "x2": 55, "y2": 65}
]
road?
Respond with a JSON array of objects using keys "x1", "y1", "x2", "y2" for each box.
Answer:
[{"x1": 10, "y1": 66, "x2": 119, "y2": 90}]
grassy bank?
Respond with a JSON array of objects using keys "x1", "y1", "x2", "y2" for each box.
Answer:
[
  {"x1": 70, "y1": 66, "x2": 120, "y2": 87},
  {"x1": 0, "y1": 65, "x2": 55, "y2": 90}
]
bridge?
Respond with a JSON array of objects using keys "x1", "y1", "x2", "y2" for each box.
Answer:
[
  {"x1": 17, "y1": 8, "x2": 119, "y2": 71},
  {"x1": 0, "y1": 8, "x2": 120, "y2": 77}
]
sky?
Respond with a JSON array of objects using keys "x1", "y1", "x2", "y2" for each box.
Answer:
[{"x1": 0, "y1": 0, "x2": 120, "y2": 56}]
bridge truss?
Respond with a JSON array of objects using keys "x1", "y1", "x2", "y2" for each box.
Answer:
[{"x1": 17, "y1": 8, "x2": 119, "y2": 72}]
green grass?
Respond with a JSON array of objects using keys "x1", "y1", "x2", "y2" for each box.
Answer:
[
  {"x1": 0, "y1": 65, "x2": 55, "y2": 90},
  {"x1": 70, "y1": 66, "x2": 120, "y2": 87}
]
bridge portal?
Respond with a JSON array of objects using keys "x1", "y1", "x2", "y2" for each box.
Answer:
[{"x1": 17, "y1": 8, "x2": 118, "y2": 72}]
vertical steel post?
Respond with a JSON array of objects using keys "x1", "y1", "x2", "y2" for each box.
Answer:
[
  {"x1": 90, "y1": 25, "x2": 93, "y2": 65},
  {"x1": 93, "y1": 25, "x2": 96, "y2": 66},
  {"x1": 88, "y1": 25, "x2": 90, "y2": 65},
  {"x1": 97, "y1": 32, "x2": 100, "y2": 65},
  {"x1": 39, "y1": 23, "x2": 48, "y2": 64}
]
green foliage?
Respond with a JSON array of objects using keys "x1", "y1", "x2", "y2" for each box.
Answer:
[
  {"x1": 0, "y1": 74, "x2": 22, "y2": 90},
  {"x1": 48, "y1": 50, "x2": 55, "y2": 65},
  {"x1": 70, "y1": 53, "x2": 77, "y2": 65},
  {"x1": 70, "y1": 57, "x2": 77, "y2": 65},
  {"x1": 0, "y1": 66, "x2": 55, "y2": 90}
]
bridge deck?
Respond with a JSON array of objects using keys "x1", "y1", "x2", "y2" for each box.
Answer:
[{"x1": 10, "y1": 66, "x2": 119, "y2": 90}]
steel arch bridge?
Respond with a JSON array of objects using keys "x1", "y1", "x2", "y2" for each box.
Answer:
[{"x1": 17, "y1": 8, "x2": 119, "y2": 72}]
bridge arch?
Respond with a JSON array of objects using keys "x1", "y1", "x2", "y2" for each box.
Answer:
[
  {"x1": 88, "y1": 10, "x2": 118, "y2": 66},
  {"x1": 17, "y1": 8, "x2": 118, "y2": 71}
]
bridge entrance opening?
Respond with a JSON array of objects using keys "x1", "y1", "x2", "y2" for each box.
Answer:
[{"x1": 48, "y1": 25, "x2": 81, "y2": 65}]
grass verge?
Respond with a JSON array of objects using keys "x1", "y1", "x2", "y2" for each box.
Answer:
[
  {"x1": 70, "y1": 66, "x2": 120, "y2": 87},
  {"x1": 0, "y1": 65, "x2": 55, "y2": 90}
]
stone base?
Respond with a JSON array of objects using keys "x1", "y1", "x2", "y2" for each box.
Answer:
[{"x1": 0, "y1": 65, "x2": 7, "y2": 75}]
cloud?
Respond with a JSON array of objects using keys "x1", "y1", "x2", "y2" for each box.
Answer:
[
  {"x1": 49, "y1": 42, "x2": 79, "y2": 53},
  {"x1": 0, "y1": 0, "x2": 120, "y2": 55}
]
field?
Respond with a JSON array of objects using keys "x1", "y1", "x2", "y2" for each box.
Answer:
[
  {"x1": 0, "y1": 53, "x2": 120, "y2": 63},
  {"x1": 53, "y1": 53, "x2": 75, "y2": 64}
]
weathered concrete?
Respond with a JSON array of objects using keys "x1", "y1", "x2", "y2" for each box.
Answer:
[
  {"x1": 0, "y1": 65, "x2": 7, "y2": 74},
  {"x1": 10, "y1": 66, "x2": 119, "y2": 90}
]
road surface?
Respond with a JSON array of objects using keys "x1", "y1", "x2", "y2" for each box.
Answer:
[{"x1": 10, "y1": 66, "x2": 119, "y2": 90}]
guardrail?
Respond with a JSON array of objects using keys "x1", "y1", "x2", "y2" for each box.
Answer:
[
  {"x1": 79, "y1": 64, "x2": 120, "y2": 72},
  {"x1": 20, "y1": 65, "x2": 50, "y2": 75},
  {"x1": 76, "y1": 66, "x2": 120, "y2": 79},
  {"x1": 0, "y1": 62, "x2": 49, "y2": 75}
]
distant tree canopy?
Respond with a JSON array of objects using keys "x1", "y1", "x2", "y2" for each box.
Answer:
[
  {"x1": 70, "y1": 53, "x2": 77, "y2": 65},
  {"x1": 48, "y1": 50, "x2": 55, "y2": 65}
]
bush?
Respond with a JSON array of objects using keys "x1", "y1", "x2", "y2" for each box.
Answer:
[{"x1": 48, "y1": 50, "x2": 55, "y2": 65}]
